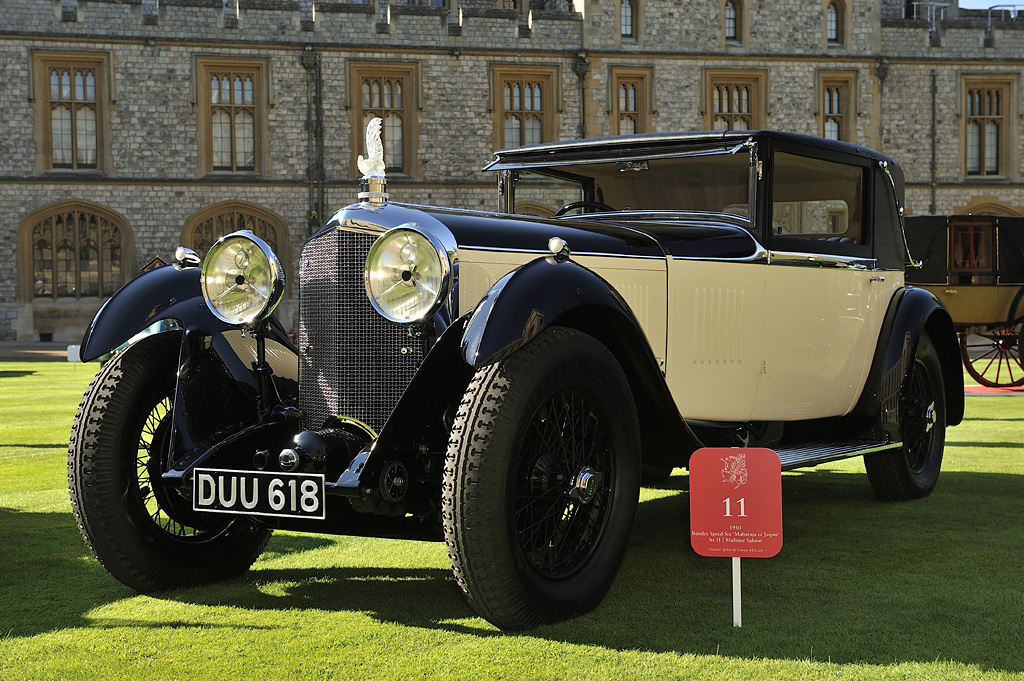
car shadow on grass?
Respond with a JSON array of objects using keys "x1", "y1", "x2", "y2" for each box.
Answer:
[
  {"x1": 4, "y1": 470, "x2": 1022, "y2": 672},
  {"x1": 163, "y1": 469, "x2": 1024, "y2": 672},
  {"x1": 0, "y1": 370, "x2": 36, "y2": 379}
]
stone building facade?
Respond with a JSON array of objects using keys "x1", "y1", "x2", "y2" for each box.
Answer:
[{"x1": 2, "y1": 0, "x2": 1023, "y2": 341}]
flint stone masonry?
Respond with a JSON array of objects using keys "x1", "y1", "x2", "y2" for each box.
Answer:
[{"x1": 3, "y1": 0, "x2": 1024, "y2": 340}]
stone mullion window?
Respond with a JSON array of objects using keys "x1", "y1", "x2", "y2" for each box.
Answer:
[
  {"x1": 361, "y1": 75, "x2": 407, "y2": 173},
  {"x1": 350, "y1": 63, "x2": 417, "y2": 177},
  {"x1": 713, "y1": 82, "x2": 751, "y2": 130},
  {"x1": 966, "y1": 86, "x2": 1005, "y2": 177},
  {"x1": 819, "y1": 72, "x2": 855, "y2": 142},
  {"x1": 209, "y1": 70, "x2": 257, "y2": 172},
  {"x1": 48, "y1": 66, "x2": 98, "y2": 169},
  {"x1": 618, "y1": 81, "x2": 639, "y2": 135},
  {"x1": 196, "y1": 57, "x2": 267, "y2": 176},
  {"x1": 492, "y1": 66, "x2": 557, "y2": 152},
  {"x1": 610, "y1": 68, "x2": 651, "y2": 136},
  {"x1": 503, "y1": 79, "x2": 545, "y2": 147},
  {"x1": 33, "y1": 52, "x2": 110, "y2": 173},
  {"x1": 705, "y1": 70, "x2": 765, "y2": 131},
  {"x1": 27, "y1": 206, "x2": 126, "y2": 300},
  {"x1": 185, "y1": 204, "x2": 285, "y2": 262}
]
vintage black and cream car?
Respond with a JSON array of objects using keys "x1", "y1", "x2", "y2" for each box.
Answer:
[{"x1": 69, "y1": 125, "x2": 963, "y2": 631}]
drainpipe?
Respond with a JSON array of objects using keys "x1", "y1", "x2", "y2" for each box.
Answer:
[
  {"x1": 572, "y1": 52, "x2": 590, "y2": 138},
  {"x1": 301, "y1": 47, "x2": 326, "y2": 235},
  {"x1": 930, "y1": 70, "x2": 937, "y2": 215}
]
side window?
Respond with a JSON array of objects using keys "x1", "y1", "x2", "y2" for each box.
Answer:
[
  {"x1": 512, "y1": 171, "x2": 584, "y2": 217},
  {"x1": 769, "y1": 151, "x2": 868, "y2": 256}
]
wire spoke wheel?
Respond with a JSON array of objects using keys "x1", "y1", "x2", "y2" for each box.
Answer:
[
  {"x1": 514, "y1": 388, "x2": 612, "y2": 579},
  {"x1": 69, "y1": 332, "x2": 271, "y2": 592},
  {"x1": 959, "y1": 326, "x2": 1024, "y2": 388},
  {"x1": 865, "y1": 333, "x2": 946, "y2": 501},
  {"x1": 900, "y1": 355, "x2": 938, "y2": 473},
  {"x1": 133, "y1": 396, "x2": 208, "y2": 540},
  {"x1": 444, "y1": 328, "x2": 640, "y2": 630}
]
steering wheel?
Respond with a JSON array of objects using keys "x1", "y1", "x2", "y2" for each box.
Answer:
[{"x1": 553, "y1": 200, "x2": 615, "y2": 217}]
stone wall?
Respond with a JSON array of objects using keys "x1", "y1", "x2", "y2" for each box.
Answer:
[{"x1": 3, "y1": 0, "x2": 1024, "y2": 340}]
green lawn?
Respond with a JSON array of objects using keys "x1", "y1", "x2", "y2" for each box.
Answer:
[{"x1": 1, "y1": 360, "x2": 1022, "y2": 680}]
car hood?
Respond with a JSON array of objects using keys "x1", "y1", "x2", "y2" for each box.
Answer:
[{"x1": 322, "y1": 202, "x2": 762, "y2": 261}]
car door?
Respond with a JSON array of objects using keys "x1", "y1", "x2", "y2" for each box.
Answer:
[{"x1": 753, "y1": 149, "x2": 900, "y2": 421}]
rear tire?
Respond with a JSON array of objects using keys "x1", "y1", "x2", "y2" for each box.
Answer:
[
  {"x1": 68, "y1": 333, "x2": 271, "y2": 591},
  {"x1": 865, "y1": 333, "x2": 946, "y2": 501},
  {"x1": 443, "y1": 328, "x2": 640, "y2": 630}
]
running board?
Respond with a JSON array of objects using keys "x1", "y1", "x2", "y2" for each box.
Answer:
[{"x1": 774, "y1": 440, "x2": 901, "y2": 470}]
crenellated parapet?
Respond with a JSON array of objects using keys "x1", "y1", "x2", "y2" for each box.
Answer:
[
  {"x1": 882, "y1": 3, "x2": 1024, "y2": 55},
  {"x1": 9, "y1": 0, "x2": 584, "y2": 52}
]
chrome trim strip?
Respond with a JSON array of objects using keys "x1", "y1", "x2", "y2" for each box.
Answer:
[
  {"x1": 769, "y1": 250, "x2": 878, "y2": 270},
  {"x1": 458, "y1": 244, "x2": 665, "y2": 260},
  {"x1": 670, "y1": 250, "x2": 769, "y2": 264}
]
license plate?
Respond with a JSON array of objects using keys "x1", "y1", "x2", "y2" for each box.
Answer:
[{"x1": 192, "y1": 468, "x2": 326, "y2": 520}]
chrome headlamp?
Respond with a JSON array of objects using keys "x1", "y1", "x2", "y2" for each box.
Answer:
[
  {"x1": 364, "y1": 226, "x2": 452, "y2": 323},
  {"x1": 200, "y1": 230, "x2": 285, "y2": 326}
]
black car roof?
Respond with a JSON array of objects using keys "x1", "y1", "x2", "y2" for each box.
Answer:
[{"x1": 484, "y1": 130, "x2": 899, "y2": 171}]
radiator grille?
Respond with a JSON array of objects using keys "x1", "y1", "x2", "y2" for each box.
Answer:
[{"x1": 297, "y1": 227, "x2": 426, "y2": 433}]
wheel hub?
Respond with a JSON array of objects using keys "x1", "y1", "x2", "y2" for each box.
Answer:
[
  {"x1": 568, "y1": 467, "x2": 604, "y2": 504},
  {"x1": 924, "y1": 401, "x2": 936, "y2": 433}
]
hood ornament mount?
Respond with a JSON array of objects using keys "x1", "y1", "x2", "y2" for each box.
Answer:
[{"x1": 358, "y1": 117, "x2": 388, "y2": 207}]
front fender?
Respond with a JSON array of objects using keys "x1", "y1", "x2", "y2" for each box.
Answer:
[
  {"x1": 80, "y1": 264, "x2": 231, "y2": 361},
  {"x1": 460, "y1": 255, "x2": 701, "y2": 469},
  {"x1": 462, "y1": 256, "x2": 638, "y2": 368}
]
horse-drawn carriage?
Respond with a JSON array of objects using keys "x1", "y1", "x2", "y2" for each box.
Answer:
[{"x1": 905, "y1": 214, "x2": 1024, "y2": 387}]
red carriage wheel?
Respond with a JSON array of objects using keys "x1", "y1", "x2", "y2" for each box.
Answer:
[{"x1": 959, "y1": 327, "x2": 1024, "y2": 388}]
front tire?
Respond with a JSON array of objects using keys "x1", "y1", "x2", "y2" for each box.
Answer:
[
  {"x1": 443, "y1": 328, "x2": 640, "y2": 630},
  {"x1": 68, "y1": 332, "x2": 271, "y2": 592},
  {"x1": 865, "y1": 333, "x2": 947, "y2": 501}
]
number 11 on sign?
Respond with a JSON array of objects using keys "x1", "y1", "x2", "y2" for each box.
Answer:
[{"x1": 723, "y1": 497, "x2": 747, "y2": 517}]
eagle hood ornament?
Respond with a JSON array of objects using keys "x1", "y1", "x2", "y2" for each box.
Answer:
[{"x1": 357, "y1": 117, "x2": 388, "y2": 206}]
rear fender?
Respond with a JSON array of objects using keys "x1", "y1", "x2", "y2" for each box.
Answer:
[{"x1": 858, "y1": 286, "x2": 964, "y2": 438}]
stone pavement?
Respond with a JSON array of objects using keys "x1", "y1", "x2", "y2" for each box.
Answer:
[{"x1": 0, "y1": 342, "x2": 71, "y2": 361}]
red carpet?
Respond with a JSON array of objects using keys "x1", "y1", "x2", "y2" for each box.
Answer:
[{"x1": 964, "y1": 384, "x2": 1024, "y2": 395}]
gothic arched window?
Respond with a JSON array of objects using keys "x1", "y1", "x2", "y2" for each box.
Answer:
[{"x1": 22, "y1": 203, "x2": 130, "y2": 300}]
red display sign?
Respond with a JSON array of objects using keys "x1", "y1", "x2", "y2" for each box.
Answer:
[{"x1": 690, "y1": 448, "x2": 783, "y2": 558}]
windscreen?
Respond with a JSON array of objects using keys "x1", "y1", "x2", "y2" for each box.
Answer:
[{"x1": 512, "y1": 153, "x2": 751, "y2": 218}]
